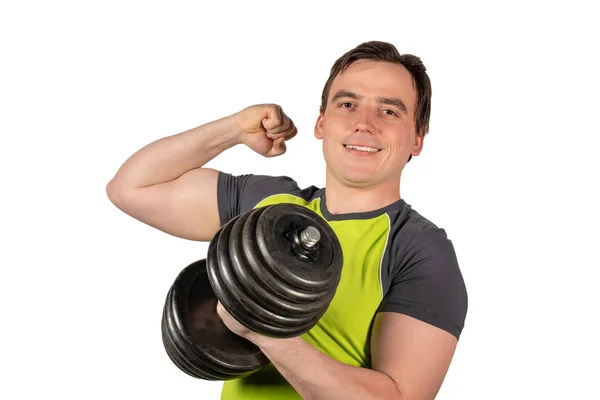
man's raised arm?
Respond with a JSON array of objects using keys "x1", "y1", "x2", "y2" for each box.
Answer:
[{"x1": 106, "y1": 104, "x2": 297, "y2": 241}]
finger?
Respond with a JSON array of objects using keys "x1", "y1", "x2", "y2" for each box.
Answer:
[
  {"x1": 266, "y1": 119, "x2": 294, "y2": 141},
  {"x1": 266, "y1": 117, "x2": 291, "y2": 137},
  {"x1": 275, "y1": 138, "x2": 287, "y2": 154},
  {"x1": 278, "y1": 115, "x2": 292, "y2": 133},
  {"x1": 270, "y1": 125, "x2": 296, "y2": 141},
  {"x1": 262, "y1": 105, "x2": 283, "y2": 131},
  {"x1": 267, "y1": 137, "x2": 286, "y2": 157},
  {"x1": 267, "y1": 109, "x2": 294, "y2": 136},
  {"x1": 285, "y1": 126, "x2": 297, "y2": 141}
]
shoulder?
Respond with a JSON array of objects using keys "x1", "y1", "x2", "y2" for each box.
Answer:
[
  {"x1": 387, "y1": 203, "x2": 457, "y2": 266},
  {"x1": 381, "y1": 203, "x2": 468, "y2": 339},
  {"x1": 391, "y1": 204, "x2": 463, "y2": 288}
]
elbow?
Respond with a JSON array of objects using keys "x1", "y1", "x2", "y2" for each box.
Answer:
[
  {"x1": 106, "y1": 178, "x2": 130, "y2": 208},
  {"x1": 105, "y1": 178, "x2": 119, "y2": 204}
]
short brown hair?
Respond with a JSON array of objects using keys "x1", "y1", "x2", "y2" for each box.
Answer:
[{"x1": 319, "y1": 41, "x2": 432, "y2": 138}]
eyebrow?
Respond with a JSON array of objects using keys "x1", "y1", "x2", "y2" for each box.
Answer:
[{"x1": 331, "y1": 90, "x2": 408, "y2": 115}]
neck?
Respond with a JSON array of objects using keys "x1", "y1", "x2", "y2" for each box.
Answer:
[{"x1": 324, "y1": 172, "x2": 402, "y2": 215}]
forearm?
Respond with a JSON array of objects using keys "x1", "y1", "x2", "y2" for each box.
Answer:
[
  {"x1": 254, "y1": 336, "x2": 402, "y2": 400},
  {"x1": 109, "y1": 114, "x2": 241, "y2": 189}
]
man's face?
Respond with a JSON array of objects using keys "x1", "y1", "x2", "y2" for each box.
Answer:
[{"x1": 314, "y1": 60, "x2": 423, "y2": 188}]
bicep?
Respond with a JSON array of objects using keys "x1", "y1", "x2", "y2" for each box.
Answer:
[
  {"x1": 109, "y1": 167, "x2": 222, "y2": 241},
  {"x1": 371, "y1": 228, "x2": 468, "y2": 398},
  {"x1": 370, "y1": 312, "x2": 458, "y2": 399}
]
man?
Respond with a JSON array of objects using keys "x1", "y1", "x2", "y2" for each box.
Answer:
[{"x1": 106, "y1": 41, "x2": 468, "y2": 399}]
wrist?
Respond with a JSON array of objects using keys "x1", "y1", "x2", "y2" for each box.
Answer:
[
  {"x1": 196, "y1": 113, "x2": 244, "y2": 151},
  {"x1": 218, "y1": 113, "x2": 245, "y2": 146},
  {"x1": 252, "y1": 334, "x2": 301, "y2": 353},
  {"x1": 228, "y1": 111, "x2": 248, "y2": 145}
]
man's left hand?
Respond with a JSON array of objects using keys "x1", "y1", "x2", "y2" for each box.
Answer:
[{"x1": 216, "y1": 301, "x2": 259, "y2": 343}]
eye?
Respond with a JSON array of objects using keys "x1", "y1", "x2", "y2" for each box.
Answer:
[
  {"x1": 382, "y1": 109, "x2": 397, "y2": 116},
  {"x1": 340, "y1": 102, "x2": 354, "y2": 109}
]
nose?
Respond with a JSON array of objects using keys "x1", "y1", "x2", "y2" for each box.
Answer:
[{"x1": 352, "y1": 108, "x2": 375, "y2": 134}]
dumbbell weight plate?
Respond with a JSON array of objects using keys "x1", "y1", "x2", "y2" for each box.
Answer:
[
  {"x1": 207, "y1": 204, "x2": 343, "y2": 338},
  {"x1": 161, "y1": 259, "x2": 269, "y2": 379},
  {"x1": 234, "y1": 207, "x2": 337, "y2": 315},
  {"x1": 208, "y1": 214, "x2": 327, "y2": 338},
  {"x1": 254, "y1": 203, "x2": 343, "y2": 292},
  {"x1": 161, "y1": 285, "x2": 222, "y2": 380}
]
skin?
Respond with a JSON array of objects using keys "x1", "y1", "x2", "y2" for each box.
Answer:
[
  {"x1": 106, "y1": 59, "x2": 457, "y2": 400},
  {"x1": 315, "y1": 59, "x2": 424, "y2": 215}
]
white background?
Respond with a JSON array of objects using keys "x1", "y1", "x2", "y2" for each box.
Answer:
[{"x1": 1, "y1": 1, "x2": 598, "y2": 399}]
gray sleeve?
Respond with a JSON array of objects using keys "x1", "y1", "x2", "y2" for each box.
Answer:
[
  {"x1": 216, "y1": 171, "x2": 301, "y2": 226},
  {"x1": 379, "y1": 229, "x2": 468, "y2": 340}
]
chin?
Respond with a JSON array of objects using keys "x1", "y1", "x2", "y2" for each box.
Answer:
[{"x1": 340, "y1": 166, "x2": 402, "y2": 189}]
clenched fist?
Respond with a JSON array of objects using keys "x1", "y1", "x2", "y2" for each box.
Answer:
[{"x1": 234, "y1": 104, "x2": 297, "y2": 157}]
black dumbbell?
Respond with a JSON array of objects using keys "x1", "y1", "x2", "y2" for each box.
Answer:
[{"x1": 161, "y1": 203, "x2": 343, "y2": 380}]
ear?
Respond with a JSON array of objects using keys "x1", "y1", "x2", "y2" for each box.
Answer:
[
  {"x1": 314, "y1": 113, "x2": 325, "y2": 139},
  {"x1": 411, "y1": 133, "x2": 424, "y2": 157}
]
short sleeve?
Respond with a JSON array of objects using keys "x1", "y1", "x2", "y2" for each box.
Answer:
[
  {"x1": 379, "y1": 229, "x2": 468, "y2": 340},
  {"x1": 216, "y1": 171, "x2": 301, "y2": 226}
]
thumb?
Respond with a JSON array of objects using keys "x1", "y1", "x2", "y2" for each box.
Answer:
[
  {"x1": 216, "y1": 301, "x2": 227, "y2": 319},
  {"x1": 268, "y1": 137, "x2": 286, "y2": 157}
]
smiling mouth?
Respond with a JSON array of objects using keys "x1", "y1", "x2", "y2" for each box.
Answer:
[{"x1": 343, "y1": 144, "x2": 381, "y2": 153}]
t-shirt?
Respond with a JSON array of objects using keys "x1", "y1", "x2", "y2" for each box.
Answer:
[{"x1": 216, "y1": 172, "x2": 468, "y2": 400}]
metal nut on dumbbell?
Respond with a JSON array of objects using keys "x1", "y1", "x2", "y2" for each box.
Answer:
[{"x1": 161, "y1": 203, "x2": 344, "y2": 380}]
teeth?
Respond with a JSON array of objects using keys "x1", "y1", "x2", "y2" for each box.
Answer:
[{"x1": 346, "y1": 145, "x2": 379, "y2": 152}]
